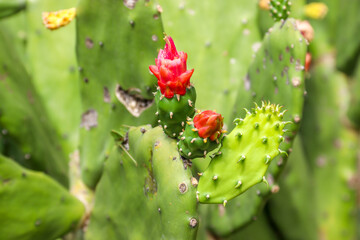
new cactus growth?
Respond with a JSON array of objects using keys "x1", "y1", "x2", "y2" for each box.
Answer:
[
  {"x1": 269, "y1": 0, "x2": 291, "y2": 22},
  {"x1": 151, "y1": 36, "x2": 197, "y2": 138},
  {"x1": 197, "y1": 102, "x2": 287, "y2": 204},
  {"x1": 178, "y1": 110, "x2": 224, "y2": 159}
]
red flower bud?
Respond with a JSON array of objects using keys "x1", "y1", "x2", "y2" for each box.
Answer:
[
  {"x1": 149, "y1": 36, "x2": 194, "y2": 98},
  {"x1": 305, "y1": 52, "x2": 312, "y2": 72},
  {"x1": 194, "y1": 110, "x2": 224, "y2": 141}
]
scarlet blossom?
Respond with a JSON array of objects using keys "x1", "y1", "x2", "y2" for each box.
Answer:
[
  {"x1": 194, "y1": 110, "x2": 224, "y2": 141},
  {"x1": 149, "y1": 36, "x2": 194, "y2": 98}
]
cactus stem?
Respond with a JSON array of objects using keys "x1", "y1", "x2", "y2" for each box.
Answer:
[
  {"x1": 169, "y1": 112, "x2": 173, "y2": 119},
  {"x1": 238, "y1": 155, "x2": 246, "y2": 162},
  {"x1": 212, "y1": 175, "x2": 218, "y2": 180},
  {"x1": 223, "y1": 200, "x2": 228, "y2": 207},
  {"x1": 264, "y1": 155, "x2": 271, "y2": 164},
  {"x1": 235, "y1": 180, "x2": 242, "y2": 188}
]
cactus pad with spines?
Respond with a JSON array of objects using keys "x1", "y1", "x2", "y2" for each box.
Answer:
[
  {"x1": 178, "y1": 110, "x2": 224, "y2": 159},
  {"x1": 197, "y1": 102, "x2": 287, "y2": 204},
  {"x1": 270, "y1": 0, "x2": 292, "y2": 22},
  {"x1": 155, "y1": 86, "x2": 196, "y2": 138}
]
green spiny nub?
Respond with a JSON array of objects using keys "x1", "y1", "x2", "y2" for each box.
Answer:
[
  {"x1": 155, "y1": 86, "x2": 196, "y2": 138},
  {"x1": 197, "y1": 102, "x2": 287, "y2": 203},
  {"x1": 269, "y1": 0, "x2": 291, "y2": 22}
]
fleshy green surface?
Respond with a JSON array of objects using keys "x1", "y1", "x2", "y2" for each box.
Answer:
[
  {"x1": 0, "y1": 24, "x2": 69, "y2": 186},
  {"x1": 155, "y1": 86, "x2": 196, "y2": 138},
  {"x1": 26, "y1": 0, "x2": 81, "y2": 156},
  {"x1": 269, "y1": 0, "x2": 291, "y2": 22},
  {"x1": 0, "y1": 0, "x2": 26, "y2": 19},
  {"x1": 197, "y1": 103, "x2": 286, "y2": 204},
  {"x1": 86, "y1": 126, "x2": 198, "y2": 240},
  {"x1": 0, "y1": 155, "x2": 85, "y2": 240},
  {"x1": 158, "y1": 0, "x2": 261, "y2": 123},
  {"x1": 76, "y1": 0, "x2": 163, "y2": 188}
]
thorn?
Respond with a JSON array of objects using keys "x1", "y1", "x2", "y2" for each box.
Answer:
[
  {"x1": 155, "y1": 111, "x2": 159, "y2": 115},
  {"x1": 236, "y1": 132, "x2": 242, "y2": 138},
  {"x1": 223, "y1": 200, "x2": 228, "y2": 207},
  {"x1": 275, "y1": 123, "x2": 280, "y2": 129},
  {"x1": 152, "y1": 92, "x2": 157, "y2": 96},
  {"x1": 206, "y1": 194, "x2": 210, "y2": 199},
  {"x1": 186, "y1": 117, "x2": 192, "y2": 121},
  {"x1": 191, "y1": 138, "x2": 196, "y2": 143},
  {"x1": 212, "y1": 175, "x2": 218, "y2": 180},
  {"x1": 278, "y1": 149, "x2": 288, "y2": 157},
  {"x1": 170, "y1": 112, "x2": 173, "y2": 119},
  {"x1": 221, "y1": 130, "x2": 227, "y2": 133},
  {"x1": 160, "y1": 95, "x2": 164, "y2": 100},
  {"x1": 158, "y1": 120, "x2": 161, "y2": 123},
  {"x1": 192, "y1": 128, "x2": 198, "y2": 132},
  {"x1": 187, "y1": 121, "x2": 193, "y2": 125},
  {"x1": 278, "y1": 136, "x2": 284, "y2": 143},
  {"x1": 181, "y1": 136, "x2": 185, "y2": 140},
  {"x1": 157, "y1": 86, "x2": 160, "y2": 90},
  {"x1": 235, "y1": 180, "x2": 242, "y2": 188},
  {"x1": 188, "y1": 152, "x2": 192, "y2": 156},
  {"x1": 203, "y1": 138, "x2": 207, "y2": 143},
  {"x1": 176, "y1": 94, "x2": 180, "y2": 101},
  {"x1": 244, "y1": 108, "x2": 251, "y2": 115},
  {"x1": 204, "y1": 150, "x2": 207, "y2": 156},
  {"x1": 179, "y1": 131, "x2": 184, "y2": 136},
  {"x1": 197, "y1": 172, "x2": 203, "y2": 176},
  {"x1": 173, "y1": 133, "x2": 176, "y2": 137},
  {"x1": 267, "y1": 114, "x2": 271, "y2": 120},
  {"x1": 164, "y1": 125, "x2": 167, "y2": 129},
  {"x1": 179, "y1": 148, "x2": 183, "y2": 152},
  {"x1": 262, "y1": 176, "x2": 269, "y2": 187},
  {"x1": 233, "y1": 118, "x2": 243, "y2": 125},
  {"x1": 264, "y1": 155, "x2": 271, "y2": 164},
  {"x1": 188, "y1": 100, "x2": 193, "y2": 107},
  {"x1": 216, "y1": 139, "x2": 219, "y2": 144},
  {"x1": 238, "y1": 155, "x2": 246, "y2": 162},
  {"x1": 262, "y1": 137, "x2": 268, "y2": 144},
  {"x1": 254, "y1": 123, "x2": 259, "y2": 129},
  {"x1": 181, "y1": 122, "x2": 185, "y2": 127}
]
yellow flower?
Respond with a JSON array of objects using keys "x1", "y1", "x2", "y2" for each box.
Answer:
[
  {"x1": 304, "y1": 2, "x2": 328, "y2": 19},
  {"x1": 42, "y1": 8, "x2": 76, "y2": 30}
]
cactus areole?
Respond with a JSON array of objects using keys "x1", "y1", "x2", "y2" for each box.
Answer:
[
  {"x1": 194, "y1": 110, "x2": 224, "y2": 141},
  {"x1": 149, "y1": 36, "x2": 194, "y2": 98}
]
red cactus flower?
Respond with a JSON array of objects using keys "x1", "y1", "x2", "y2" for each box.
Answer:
[
  {"x1": 194, "y1": 110, "x2": 224, "y2": 141},
  {"x1": 149, "y1": 36, "x2": 194, "y2": 99}
]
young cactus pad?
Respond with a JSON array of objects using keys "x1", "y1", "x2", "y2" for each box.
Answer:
[
  {"x1": 197, "y1": 102, "x2": 287, "y2": 204},
  {"x1": 178, "y1": 110, "x2": 224, "y2": 159},
  {"x1": 270, "y1": 0, "x2": 292, "y2": 22}
]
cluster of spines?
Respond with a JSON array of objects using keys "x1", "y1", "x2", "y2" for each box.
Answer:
[
  {"x1": 196, "y1": 101, "x2": 290, "y2": 205},
  {"x1": 269, "y1": 0, "x2": 291, "y2": 22}
]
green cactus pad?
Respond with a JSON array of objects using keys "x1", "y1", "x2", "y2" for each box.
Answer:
[
  {"x1": 269, "y1": 0, "x2": 292, "y2": 22},
  {"x1": 155, "y1": 86, "x2": 196, "y2": 138},
  {"x1": 86, "y1": 126, "x2": 198, "y2": 239},
  {"x1": 197, "y1": 102, "x2": 287, "y2": 204},
  {"x1": 177, "y1": 118, "x2": 221, "y2": 159},
  {"x1": 0, "y1": 155, "x2": 85, "y2": 240}
]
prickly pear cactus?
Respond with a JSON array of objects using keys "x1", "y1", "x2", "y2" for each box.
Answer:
[
  {"x1": 178, "y1": 110, "x2": 224, "y2": 159},
  {"x1": 197, "y1": 102, "x2": 287, "y2": 204},
  {"x1": 0, "y1": 155, "x2": 85, "y2": 240},
  {"x1": 269, "y1": 0, "x2": 292, "y2": 22},
  {"x1": 86, "y1": 126, "x2": 198, "y2": 240}
]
